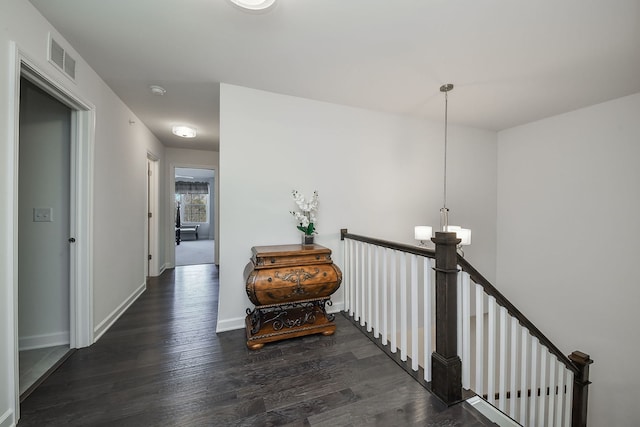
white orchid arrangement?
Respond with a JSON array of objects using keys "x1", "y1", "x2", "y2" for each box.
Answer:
[{"x1": 290, "y1": 190, "x2": 318, "y2": 236}]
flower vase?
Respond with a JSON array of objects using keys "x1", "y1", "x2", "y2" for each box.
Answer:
[{"x1": 302, "y1": 234, "x2": 314, "y2": 245}]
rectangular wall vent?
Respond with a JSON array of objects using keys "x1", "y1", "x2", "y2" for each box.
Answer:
[{"x1": 48, "y1": 34, "x2": 76, "y2": 82}]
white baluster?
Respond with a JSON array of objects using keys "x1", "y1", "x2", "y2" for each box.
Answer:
[
  {"x1": 529, "y1": 338, "x2": 538, "y2": 427},
  {"x1": 389, "y1": 250, "x2": 397, "y2": 353},
  {"x1": 359, "y1": 242, "x2": 366, "y2": 327},
  {"x1": 410, "y1": 254, "x2": 419, "y2": 371},
  {"x1": 475, "y1": 284, "x2": 484, "y2": 397},
  {"x1": 424, "y1": 257, "x2": 433, "y2": 382},
  {"x1": 373, "y1": 245, "x2": 380, "y2": 338},
  {"x1": 555, "y1": 363, "x2": 566, "y2": 427},
  {"x1": 351, "y1": 241, "x2": 359, "y2": 320},
  {"x1": 461, "y1": 272, "x2": 471, "y2": 389},
  {"x1": 548, "y1": 356, "x2": 556, "y2": 427},
  {"x1": 400, "y1": 252, "x2": 408, "y2": 362},
  {"x1": 366, "y1": 243, "x2": 372, "y2": 332},
  {"x1": 353, "y1": 241, "x2": 359, "y2": 322},
  {"x1": 564, "y1": 371, "x2": 574, "y2": 427},
  {"x1": 510, "y1": 317, "x2": 518, "y2": 420},
  {"x1": 487, "y1": 296, "x2": 496, "y2": 405},
  {"x1": 344, "y1": 239, "x2": 350, "y2": 314},
  {"x1": 520, "y1": 330, "x2": 529, "y2": 426},
  {"x1": 381, "y1": 247, "x2": 388, "y2": 346},
  {"x1": 539, "y1": 348, "x2": 548, "y2": 427},
  {"x1": 498, "y1": 306, "x2": 507, "y2": 412}
]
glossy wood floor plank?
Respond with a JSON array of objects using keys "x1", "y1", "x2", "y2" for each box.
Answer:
[{"x1": 19, "y1": 264, "x2": 496, "y2": 426}]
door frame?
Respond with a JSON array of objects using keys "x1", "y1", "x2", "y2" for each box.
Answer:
[
  {"x1": 170, "y1": 163, "x2": 219, "y2": 267},
  {"x1": 7, "y1": 42, "x2": 95, "y2": 420},
  {"x1": 146, "y1": 153, "x2": 160, "y2": 277}
]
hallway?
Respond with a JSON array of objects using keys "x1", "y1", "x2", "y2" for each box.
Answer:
[{"x1": 18, "y1": 264, "x2": 494, "y2": 426}]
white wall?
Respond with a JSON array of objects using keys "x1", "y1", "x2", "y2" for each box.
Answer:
[
  {"x1": 165, "y1": 148, "x2": 220, "y2": 268},
  {"x1": 497, "y1": 92, "x2": 640, "y2": 426},
  {"x1": 218, "y1": 84, "x2": 497, "y2": 332},
  {"x1": 0, "y1": 2, "x2": 165, "y2": 424}
]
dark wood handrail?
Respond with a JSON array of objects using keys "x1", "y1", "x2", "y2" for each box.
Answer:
[
  {"x1": 456, "y1": 256, "x2": 579, "y2": 375},
  {"x1": 341, "y1": 228, "x2": 579, "y2": 375},
  {"x1": 340, "y1": 229, "x2": 436, "y2": 259}
]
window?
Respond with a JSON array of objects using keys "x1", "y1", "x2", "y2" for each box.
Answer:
[
  {"x1": 175, "y1": 193, "x2": 208, "y2": 223},
  {"x1": 175, "y1": 181, "x2": 209, "y2": 223}
]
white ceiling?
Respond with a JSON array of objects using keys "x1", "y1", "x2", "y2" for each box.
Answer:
[
  {"x1": 30, "y1": 0, "x2": 640, "y2": 152},
  {"x1": 175, "y1": 167, "x2": 215, "y2": 180}
]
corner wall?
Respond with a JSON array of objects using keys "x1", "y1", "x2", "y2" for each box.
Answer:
[
  {"x1": 218, "y1": 84, "x2": 498, "y2": 332},
  {"x1": 497, "y1": 92, "x2": 640, "y2": 426}
]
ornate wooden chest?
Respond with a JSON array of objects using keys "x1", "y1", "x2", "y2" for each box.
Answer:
[{"x1": 243, "y1": 244, "x2": 342, "y2": 350}]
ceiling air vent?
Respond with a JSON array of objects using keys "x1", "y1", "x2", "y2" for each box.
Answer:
[{"x1": 48, "y1": 35, "x2": 76, "y2": 82}]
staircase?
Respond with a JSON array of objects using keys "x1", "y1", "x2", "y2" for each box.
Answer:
[{"x1": 340, "y1": 229, "x2": 592, "y2": 427}]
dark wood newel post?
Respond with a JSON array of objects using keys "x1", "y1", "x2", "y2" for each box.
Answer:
[
  {"x1": 431, "y1": 231, "x2": 463, "y2": 405},
  {"x1": 569, "y1": 350, "x2": 593, "y2": 427}
]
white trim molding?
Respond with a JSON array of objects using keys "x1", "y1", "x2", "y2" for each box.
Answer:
[
  {"x1": 0, "y1": 408, "x2": 14, "y2": 427},
  {"x1": 215, "y1": 316, "x2": 245, "y2": 333},
  {"x1": 18, "y1": 332, "x2": 70, "y2": 351},
  {"x1": 7, "y1": 42, "x2": 97, "y2": 421},
  {"x1": 93, "y1": 282, "x2": 146, "y2": 342}
]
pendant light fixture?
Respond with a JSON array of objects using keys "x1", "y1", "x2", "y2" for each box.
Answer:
[{"x1": 414, "y1": 83, "x2": 471, "y2": 254}]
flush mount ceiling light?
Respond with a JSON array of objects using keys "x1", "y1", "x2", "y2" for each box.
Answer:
[
  {"x1": 149, "y1": 85, "x2": 166, "y2": 96},
  {"x1": 172, "y1": 125, "x2": 197, "y2": 138},
  {"x1": 228, "y1": 0, "x2": 276, "y2": 11}
]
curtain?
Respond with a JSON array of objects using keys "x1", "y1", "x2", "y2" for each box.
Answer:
[{"x1": 175, "y1": 181, "x2": 209, "y2": 194}]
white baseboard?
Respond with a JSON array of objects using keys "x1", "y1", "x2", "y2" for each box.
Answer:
[
  {"x1": 19, "y1": 331, "x2": 70, "y2": 351},
  {"x1": 0, "y1": 408, "x2": 14, "y2": 427},
  {"x1": 158, "y1": 263, "x2": 169, "y2": 275},
  {"x1": 215, "y1": 316, "x2": 245, "y2": 333},
  {"x1": 93, "y1": 282, "x2": 146, "y2": 342},
  {"x1": 328, "y1": 300, "x2": 344, "y2": 313}
]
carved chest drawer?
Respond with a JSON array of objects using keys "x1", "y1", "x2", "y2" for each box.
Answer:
[{"x1": 243, "y1": 244, "x2": 342, "y2": 350}]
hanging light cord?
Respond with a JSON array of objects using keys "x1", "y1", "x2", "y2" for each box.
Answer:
[
  {"x1": 439, "y1": 83, "x2": 453, "y2": 231},
  {"x1": 443, "y1": 88, "x2": 449, "y2": 210}
]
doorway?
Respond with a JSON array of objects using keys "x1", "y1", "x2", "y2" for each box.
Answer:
[
  {"x1": 9, "y1": 50, "x2": 95, "y2": 420},
  {"x1": 174, "y1": 167, "x2": 215, "y2": 266},
  {"x1": 146, "y1": 155, "x2": 159, "y2": 277},
  {"x1": 17, "y1": 77, "x2": 73, "y2": 398}
]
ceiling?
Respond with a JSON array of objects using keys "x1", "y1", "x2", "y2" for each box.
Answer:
[
  {"x1": 30, "y1": 0, "x2": 640, "y2": 152},
  {"x1": 175, "y1": 167, "x2": 215, "y2": 180}
]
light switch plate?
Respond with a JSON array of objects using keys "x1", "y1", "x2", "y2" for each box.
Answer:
[{"x1": 33, "y1": 207, "x2": 53, "y2": 222}]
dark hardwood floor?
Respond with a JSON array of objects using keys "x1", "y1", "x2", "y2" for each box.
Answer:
[{"x1": 18, "y1": 264, "x2": 496, "y2": 426}]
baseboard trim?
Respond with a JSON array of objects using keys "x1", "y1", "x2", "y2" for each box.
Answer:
[
  {"x1": 19, "y1": 331, "x2": 70, "y2": 351},
  {"x1": 327, "y1": 300, "x2": 344, "y2": 313},
  {"x1": 93, "y1": 282, "x2": 146, "y2": 342},
  {"x1": 0, "y1": 408, "x2": 14, "y2": 427},
  {"x1": 158, "y1": 263, "x2": 169, "y2": 275},
  {"x1": 215, "y1": 316, "x2": 245, "y2": 333}
]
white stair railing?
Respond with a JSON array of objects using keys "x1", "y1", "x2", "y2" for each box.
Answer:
[
  {"x1": 458, "y1": 269, "x2": 575, "y2": 426},
  {"x1": 341, "y1": 229, "x2": 592, "y2": 427},
  {"x1": 343, "y1": 236, "x2": 436, "y2": 383}
]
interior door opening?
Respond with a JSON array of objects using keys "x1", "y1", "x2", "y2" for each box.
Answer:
[
  {"x1": 17, "y1": 77, "x2": 74, "y2": 400},
  {"x1": 174, "y1": 167, "x2": 215, "y2": 266}
]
